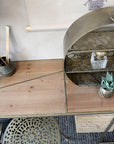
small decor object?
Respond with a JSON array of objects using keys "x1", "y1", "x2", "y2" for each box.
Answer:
[
  {"x1": 0, "y1": 56, "x2": 15, "y2": 77},
  {"x1": 0, "y1": 26, "x2": 15, "y2": 77},
  {"x1": 2, "y1": 117, "x2": 60, "y2": 144},
  {"x1": 98, "y1": 72, "x2": 114, "y2": 98},
  {"x1": 90, "y1": 51, "x2": 108, "y2": 69}
]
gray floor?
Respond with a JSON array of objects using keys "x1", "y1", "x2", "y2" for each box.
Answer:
[{"x1": 55, "y1": 115, "x2": 114, "y2": 144}]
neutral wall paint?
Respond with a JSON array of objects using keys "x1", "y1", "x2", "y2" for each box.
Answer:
[
  {"x1": 0, "y1": 0, "x2": 113, "y2": 61},
  {"x1": 0, "y1": 0, "x2": 65, "y2": 61}
]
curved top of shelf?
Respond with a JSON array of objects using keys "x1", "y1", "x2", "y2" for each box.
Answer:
[
  {"x1": 70, "y1": 31, "x2": 114, "y2": 53},
  {"x1": 64, "y1": 6, "x2": 114, "y2": 57}
]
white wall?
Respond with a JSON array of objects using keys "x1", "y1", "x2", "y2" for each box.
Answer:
[
  {"x1": 0, "y1": 0, "x2": 113, "y2": 61},
  {"x1": 0, "y1": 0, "x2": 66, "y2": 61}
]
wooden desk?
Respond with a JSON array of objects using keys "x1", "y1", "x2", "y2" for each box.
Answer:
[{"x1": 0, "y1": 59, "x2": 114, "y2": 118}]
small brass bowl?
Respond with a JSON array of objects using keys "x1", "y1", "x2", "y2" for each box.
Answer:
[
  {"x1": 0, "y1": 57, "x2": 15, "y2": 77},
  {"x1": 98, "y1": 87, "x2": 113, "y2": 98}
]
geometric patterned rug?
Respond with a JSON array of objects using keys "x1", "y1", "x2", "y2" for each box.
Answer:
[
  {"x1": 0, "y1": 116, "x2": 114, "y2": 144},
  {"x1": 55, "y1": 115, "x2": 114, "y2": 144}
]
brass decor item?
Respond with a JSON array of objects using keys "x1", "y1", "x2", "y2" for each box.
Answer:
[
  {"x1": 0, "y1": 26, "x2": 15, "y2": 77},
  {"x1": 2, "y1": 117, "x2": 61, "y2": 144},
  {"x1": 99, "y1": 86, "x2": 113, "y2": 98},
  {"x1": 98, "y1": 72, "x2": 114, "y2": 98},
  {"x1": 64, "y1": 7, "x2": 114, "y2": 86},
  {"x1": 0, "y1": 56, "x2": 15, "y2": 77}
]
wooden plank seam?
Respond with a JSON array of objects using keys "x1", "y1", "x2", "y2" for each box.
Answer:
[{"x1": 0, "y1": 70, "x2": 63, "y2": 89}]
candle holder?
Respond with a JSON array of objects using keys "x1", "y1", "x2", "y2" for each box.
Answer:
[{"x1": 0, "y1": 56, "x2": 15, "y2": 77}]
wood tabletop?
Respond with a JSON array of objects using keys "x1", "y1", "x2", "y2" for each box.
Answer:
[
  {"x1": 0, "y1": 59, "x2": 66, "y2": 117},
  {"x1": 66, "y1": 76, "x2": 114, "y2": 114},
  {"x1": 0, "y1": 59, "x2": 114, "y2": 117}
]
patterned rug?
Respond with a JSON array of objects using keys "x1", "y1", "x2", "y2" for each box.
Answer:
[
  {"x1": 55, "y1": 115, "x2": 114, "y2": 144},
  {"x1": 0, "y1": 116, "x2": 114, "y2": 144}
]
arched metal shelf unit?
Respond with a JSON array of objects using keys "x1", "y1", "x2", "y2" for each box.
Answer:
[{"x1": 64, "y1": 7, "x2": 114, "y2": 86}]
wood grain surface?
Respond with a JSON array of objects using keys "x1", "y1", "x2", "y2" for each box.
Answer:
[
  {"x1": 0, "y1": 60, "x2": 66, "y2": 117},
  {"x1": 0, "y1": 59, "x2": 63, "y2": 88},
  {"x1": 0, "y1": 59, "x2": 114, "y2": 117},
  {"x1": 65, "y1": 75, "x2": 114, "y2": 113}
]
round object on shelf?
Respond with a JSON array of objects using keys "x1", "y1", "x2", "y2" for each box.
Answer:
[
  {"x1": 0, "y1": 57, "x2": 15, "y2": 77},
  {"x1": 98, "y1": 87, "x2": 113, "y2": 98}
]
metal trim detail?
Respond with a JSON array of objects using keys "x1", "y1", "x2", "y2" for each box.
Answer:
[{"x1": 64, "y1": 6, "x2": 114, "y2": 57}]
